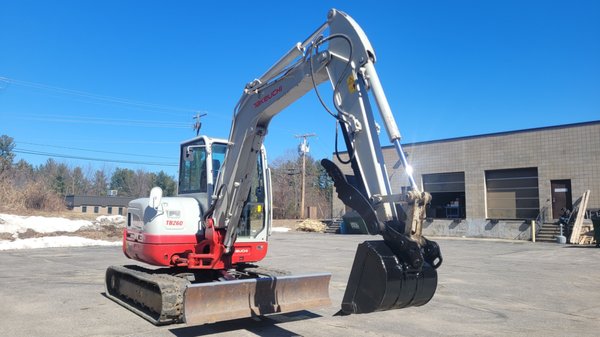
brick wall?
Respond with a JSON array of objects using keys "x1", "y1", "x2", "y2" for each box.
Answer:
[{"x1": 332, "y1": 122, "x2": 600, "y2": 238}]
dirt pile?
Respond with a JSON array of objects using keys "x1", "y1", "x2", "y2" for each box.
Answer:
[{"x1": 295, "y1": 219, "x2": 327, "y2": 233}]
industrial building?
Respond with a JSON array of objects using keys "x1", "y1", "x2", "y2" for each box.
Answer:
[
  {"x1": 332, "y1": 121, "x2": 600, "y2": 240},
  {"x1": 65, "y1": 195, "x2": 132, "y2": 215}
]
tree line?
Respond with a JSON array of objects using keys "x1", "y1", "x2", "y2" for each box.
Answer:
[
  {"x1": 0, "y1": 135, "x2": 176, "y2": 212},
  {"x1": 1, "y1": 134, "x2": 333, "y2": 218}
]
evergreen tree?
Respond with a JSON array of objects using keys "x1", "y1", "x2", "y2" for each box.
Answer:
[
  {"x1": 154, "y1": 171, "x2": 177, "y2": 196},
  {"x1": 110, "y1": 168, "x2": 136, "y2": 196},
  {"x1": 0, "y1": 135, "x2": 15, "y2": 176}
]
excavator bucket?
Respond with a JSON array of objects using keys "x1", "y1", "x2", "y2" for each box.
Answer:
[
  {"x1": 341, "y1": 240, "x2": 437, "y2": 314},
  {"x1": 184, "y1": 273, "x2": 332, "y2": 325}
]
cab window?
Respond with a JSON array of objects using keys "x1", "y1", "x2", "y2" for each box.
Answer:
[
  {"x1": 211, "y1": 143, "x2": 227, "y2": 184},
  {"x1": 238, "y1": 153, "x2": 266, "y2": 238},
  {"x1": 179, "y1": 140, "x2": 207, "y2": 193}
]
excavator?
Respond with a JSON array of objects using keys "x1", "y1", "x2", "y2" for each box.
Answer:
[{"x1": 105, "y1": 8, "x2": 442, "y2": 326}]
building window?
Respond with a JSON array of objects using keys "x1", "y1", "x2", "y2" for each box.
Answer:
[
  {"x1": 82, "y1": 206, "x2": 87, "y2": 213},
  {"x1": 94, "y1": 206, "x2": 99, "y2": 214},
  {"x1": 423, "y1": 172, "x2": 466, "y2": 219},
  {"x1": 107, "y1": 207, "x2": 112, "y2": 215},
  {"x1": 485, "y1": 167, "x2": 539, "y2": 219},
  {"x1": 118, "y1": 207, "x2": 123, "y2": 215}
]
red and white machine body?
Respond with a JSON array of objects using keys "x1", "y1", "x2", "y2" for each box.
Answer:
[{"x1": 123, "y1": 135, "x2": 272, "y2": 270}]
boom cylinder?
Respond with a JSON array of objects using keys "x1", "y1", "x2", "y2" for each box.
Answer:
[{"x1": 364, "y1": 62, "x2": 401, "y2": 142}]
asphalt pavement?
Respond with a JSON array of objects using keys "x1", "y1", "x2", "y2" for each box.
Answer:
[{"x1": 1, "y1": 232, "x2": 599, "y2": 336}]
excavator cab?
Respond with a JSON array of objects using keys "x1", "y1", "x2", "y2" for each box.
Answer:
[{"x1": 179, "y1": 136, "x2": 270, "y2": 241}]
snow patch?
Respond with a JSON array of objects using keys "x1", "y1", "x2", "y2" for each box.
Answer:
[
  {"x1": 96, "y1": 215, "x2": 126, "y2": 224},
  {"x1": 271, "y1": 227, "x2": 291, "y2": 233},
  {"x1": 0, "y1": 214, "x2": 127, "y2": 250},
  {"x1": 0, "y1": 236, "x2": 121, "y2": 250},
  {"x1": 0, "y1": 213, "x2": 92, "y2": 234}
]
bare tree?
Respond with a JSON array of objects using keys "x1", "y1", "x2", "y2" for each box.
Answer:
[
  {"x1": 70, "y1": 166, "x2": 90, "y2": 195},
  {"x1": 133, "y1": 169, "x2": 154, "y2": 197},
  {"x1": 91, "y1": 169, "x2": 109, "y2": 196},
  {"x1": 270, "y1": 150, "x2": 332, "y2": 219}
]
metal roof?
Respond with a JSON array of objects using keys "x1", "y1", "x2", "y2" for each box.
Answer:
[
  {"x1": 390, "y1": 120, "x2": 600, "y2": 148},
  {"x1": 65, "y1": 195, "x2": 134, "y2": 208}
]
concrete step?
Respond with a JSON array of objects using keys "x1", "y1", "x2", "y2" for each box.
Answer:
[
  {"x1": 537, "y1": 227, "x2": 558, "y2": 232},
  {"x1": 324, "y1": 226, "x2": 340, "y2": 234},
  {"x1": 324, "y1": 219, "x2": 342, "y2": 234},
  {"x1": 536, "y1": 237, "x2": 558, "y2": 243},
  {"x1": 535, "y1": 222, "x2": 566, "y2": 243},
  {"x1": 536, "y1": 234, "x2": 557, "y2": 241},
  {"x1": 537, "y1": 229, "x2": 560, "y2": 234}
]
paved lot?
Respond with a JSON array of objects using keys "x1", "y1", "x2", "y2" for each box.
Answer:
[{"x1": 1, "y1": 232, "x2": 600, "y2": 336}]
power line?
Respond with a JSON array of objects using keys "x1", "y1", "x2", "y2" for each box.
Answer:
[
  {"x1": 0, "y1": 76, "x2": 242, "y2": 124},
  {"x1": 13, "y1": 149, "x2": 178, "y2": 167},
  {"x1": 0, "y1": 76, "x2": 198, "y2": 114},
  {"x1": 17, "y1": 142, "x2": 174, "y2": 160},
  {"x1": 21, "y1": 138, "x2": 178, "y2": 145},
  {"x1": 19, "y1": 114, "x2": 192, "y2": 129}
]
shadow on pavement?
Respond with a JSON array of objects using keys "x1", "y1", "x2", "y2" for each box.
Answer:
[
  {"x1": 563, "y1": 245, "x2": 600, "y2": 249},
  {"x1": 169, "y1": 311, "x2": 321, "y2": 337}
]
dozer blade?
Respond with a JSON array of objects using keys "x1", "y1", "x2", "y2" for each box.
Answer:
[
  {"x1": 184, "y1": 273, "x2": 331, "y2": 325},
  {"x1": 341, "y1": 240, "x2": 437, "y2": 314}
]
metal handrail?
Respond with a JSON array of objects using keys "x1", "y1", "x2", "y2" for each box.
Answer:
[{"x1": 535, "y1": 206, "x2": 550, "y2": 236}]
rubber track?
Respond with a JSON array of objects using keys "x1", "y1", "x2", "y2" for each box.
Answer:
[
  {"x1": 239, "y1": 264, "x2": 291, "y2": 277},
  {"x1": 105, "y1": 265, "x2": 190, "y2": 325}
]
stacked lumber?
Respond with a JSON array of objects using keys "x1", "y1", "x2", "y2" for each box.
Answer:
[
  {"x1": 569, "y1": 190, "x2": 591, "y2": 244},
  {"x1": 577, "y1": 223, "x2": 595, "y2": 245}
]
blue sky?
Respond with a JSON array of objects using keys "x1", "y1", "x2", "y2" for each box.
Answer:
[{"x1": 1, "y1": 1, "x2": 598, "y2": 178}]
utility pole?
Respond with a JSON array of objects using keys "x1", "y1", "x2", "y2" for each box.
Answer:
[
  {"x1": 192, "y1": 112, "x2": 207, "y2": 136},
  {"x1": 295, "y1": 133, "x2": 316, "y2": 219}
]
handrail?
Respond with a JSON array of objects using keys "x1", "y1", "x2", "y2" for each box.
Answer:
[{"x1": 535, "y1": 206, "x2": 550, "y2": 237}]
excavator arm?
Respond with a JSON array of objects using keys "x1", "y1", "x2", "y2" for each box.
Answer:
[
  {"x1": 212, "y1": 9, "x2": 410, "y2": 244},
  {"x1": 206, "y1": 8, "x2": 442, "y2": 313}
]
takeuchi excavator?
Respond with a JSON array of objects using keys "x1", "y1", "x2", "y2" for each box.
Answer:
[{"x1": 105, "y1": 8, "x2": 443, "y2": 325}]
